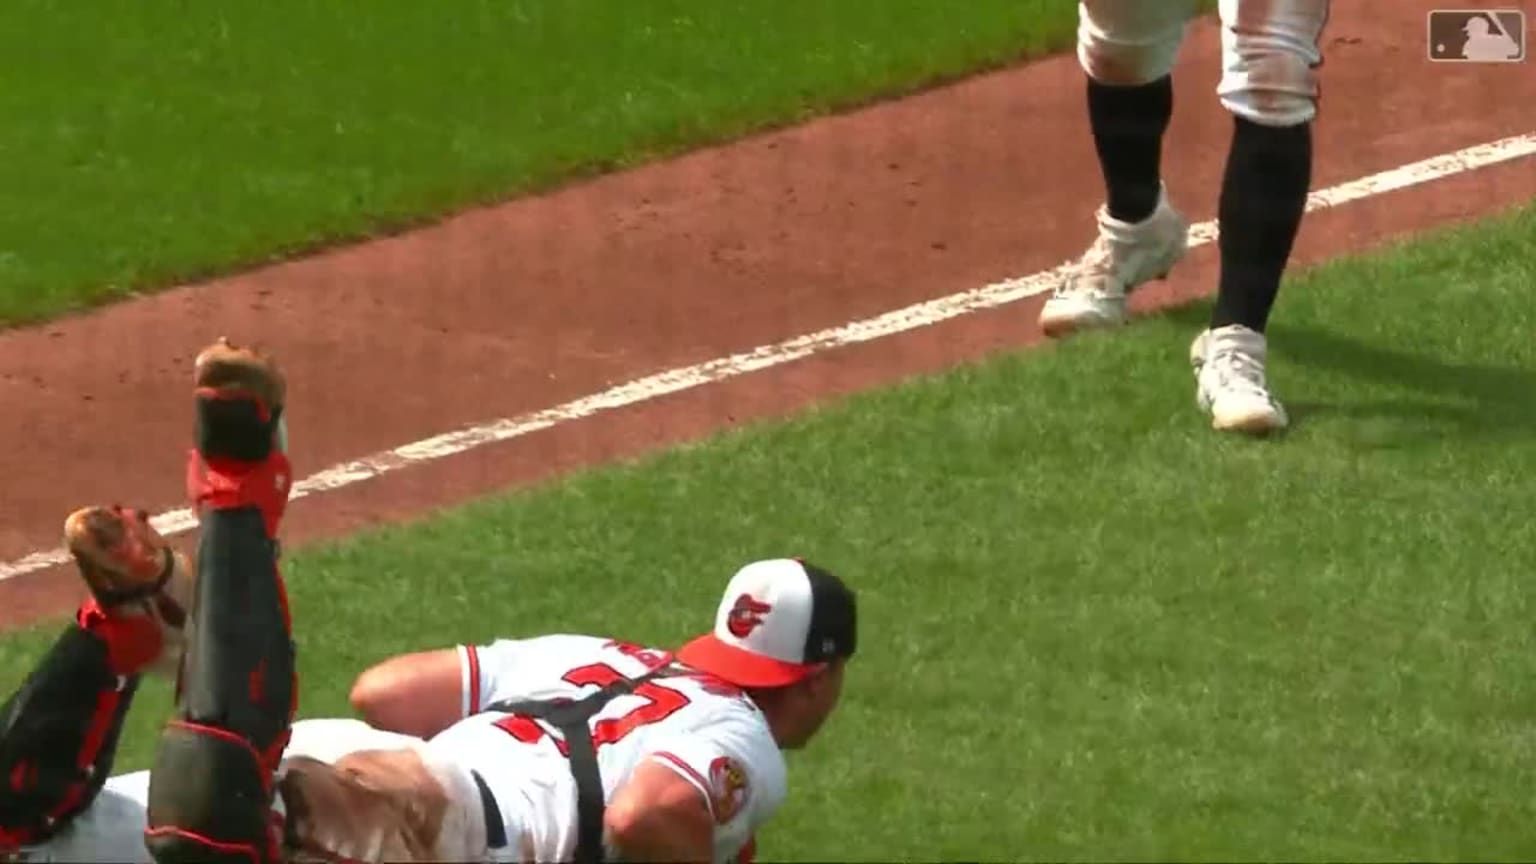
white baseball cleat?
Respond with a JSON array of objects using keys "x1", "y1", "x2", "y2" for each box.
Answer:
[
  {"x1": 1189, "y1": 324, "x2": 1288, "y2": 435},
  {"x1": 1039, "y1": 186, "x2": 1189, "y2": 337}
]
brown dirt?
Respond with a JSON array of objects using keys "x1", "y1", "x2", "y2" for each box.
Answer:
[{"x1": 1, "y1": 0, "x2": 1532, "y2": 628}]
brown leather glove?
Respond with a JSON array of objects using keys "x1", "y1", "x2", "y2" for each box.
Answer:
[{"x1": 64, "y1": 504, "x2": 194, "y2": 679}]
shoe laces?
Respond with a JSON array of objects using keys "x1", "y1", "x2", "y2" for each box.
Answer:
[
  {"x1": 1208, "y1": 344, "x2": 1270, "y2": 397},
  {"x1": 1055, "y1": 215, "x2": 1147, "y2": 298}
]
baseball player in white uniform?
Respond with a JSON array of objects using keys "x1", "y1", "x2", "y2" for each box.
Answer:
[
  {"x1": 0, "y1": 342, "x2": 856, "y2": 864},
  {"x1": 1038, "y1": 0, "x2": 1331, "y2": 435}
]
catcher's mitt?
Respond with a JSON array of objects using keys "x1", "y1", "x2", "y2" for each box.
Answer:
[{"x1": 64, "y1": 504, "x2": 194, "y2": 679}]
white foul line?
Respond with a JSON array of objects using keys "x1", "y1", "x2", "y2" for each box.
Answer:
[{"x1": 3, "y1": 131, "x2": 1534, "y2": 582}]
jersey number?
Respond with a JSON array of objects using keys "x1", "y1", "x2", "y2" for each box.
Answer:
[{"x1": 491, "y1": 662, "x2": 690, "y2": 757}]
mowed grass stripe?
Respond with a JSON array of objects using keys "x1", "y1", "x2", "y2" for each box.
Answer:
[
  {"x1": 0, "y1": 0, "x2": 1092, "y2": 325},
  {"x1": 4, "y1": 202, "x2": 1533, "y2": 859}
]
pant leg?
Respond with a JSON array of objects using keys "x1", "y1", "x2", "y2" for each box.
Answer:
[
  {"x1": 1215, "y1": 0, "x2": 1331, "y2": 126},
  {"x1": 1077, "y1": 0, "x2": 1202, "y2": 85}
]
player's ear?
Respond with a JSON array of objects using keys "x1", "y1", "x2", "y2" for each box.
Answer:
[{"x1": 787, "y1": 663, "x2": 831, "y2": 702}]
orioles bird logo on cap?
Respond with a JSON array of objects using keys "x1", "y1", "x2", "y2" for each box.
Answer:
[{"x1": 726, "y1": 593, "x2": 773, "y2": 638}]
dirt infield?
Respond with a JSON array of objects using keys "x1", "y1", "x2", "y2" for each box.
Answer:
[{"x1": 2, "y1": 0, "x2": 1533, "y2": 628}]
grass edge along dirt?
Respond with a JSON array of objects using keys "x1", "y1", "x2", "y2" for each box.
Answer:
[
  {"x1": 0, "y1": 1, "x2": 1220, "y2": 326},
  {"x1": 0, "y1": 0, "x2": 1096, "y2": 327},
  {"x1": 2, "y1": 200, "x2": 1533, "y2": 859}
]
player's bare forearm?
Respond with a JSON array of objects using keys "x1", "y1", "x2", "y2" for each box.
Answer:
[
  {"x1": 604, "y1": 760, "x2": 715, "y2": 863},
  {"x1": 604, "y1": 813, "x2": 712, "y2": 863},
  {"x1": 348, "y1": 648, "x2": 465, "y2": 738}
]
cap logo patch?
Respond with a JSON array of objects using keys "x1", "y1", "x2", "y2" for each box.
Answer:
[{"x1": 726, "y1": 593, "x2": 773, "y2": 639}]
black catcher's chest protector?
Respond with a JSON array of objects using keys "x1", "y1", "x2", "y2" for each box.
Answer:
[{"x1": 483, "y1": 666, "x2": 680, "y2": 864}]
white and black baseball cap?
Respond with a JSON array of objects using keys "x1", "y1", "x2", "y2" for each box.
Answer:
[{"x1": 676, "y1": 557, "x2": 857, "y2": 688}]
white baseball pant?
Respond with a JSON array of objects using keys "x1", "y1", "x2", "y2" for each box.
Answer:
[{"x1": 1077, "y1": 0, "x2": 1331, "y2": 127}]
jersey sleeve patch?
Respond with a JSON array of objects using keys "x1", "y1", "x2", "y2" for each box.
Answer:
[{"x1": 707, "y1": 755, "x2": 751, "y2": 826}]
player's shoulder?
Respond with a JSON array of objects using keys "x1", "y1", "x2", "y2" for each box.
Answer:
[
  {"x1": 668, "y1": 675, "x2": 784, "y2": 764},
  {"x1": 489, "y1": 632, "x2": 609, "y2": 651},
  {"x1": 664, "y1": 671, "x2": 761, "y2": 715},
  {"x1": 480, "y1": 632, "x2": 624, "y2": 661},
  {"x1": 484, "y1": 634, "x2": 695, "y2": 680}
]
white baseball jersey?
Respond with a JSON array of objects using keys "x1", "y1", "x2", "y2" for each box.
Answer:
[
  {"x1": 13, "y1": 636, "x2": 785, "y2": 864},
  {"x1": 428, "y1": 634, "x2": 788, "y2": 864}
]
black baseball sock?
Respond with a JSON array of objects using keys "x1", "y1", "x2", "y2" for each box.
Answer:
[
  {"x1": 1211, "y1": 115, "x2": 1313, "y2": 333},
  {"x1": 1087, "y1": 75, "x2": 1174, "y2": 223}
]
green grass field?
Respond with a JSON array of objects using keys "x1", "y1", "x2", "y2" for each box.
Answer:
[
  {"x1": 5, "y1": 202, "x2": 1534, "y2": 860},
  {"x1": 2, "y1": 1, "x2": 1529, "y2": 859},
  {"x1": 0, "y1": 0, "x2": 1094, "y2": 326}
]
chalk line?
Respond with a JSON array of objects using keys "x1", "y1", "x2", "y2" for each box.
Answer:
[{"x1": 3, "y1": 131, "x2": 1533, "y2": 581}]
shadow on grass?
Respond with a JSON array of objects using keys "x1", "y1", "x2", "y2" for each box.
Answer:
[{"x1": 1156, "y1": 304, "x2": 1536, "y2": 446}]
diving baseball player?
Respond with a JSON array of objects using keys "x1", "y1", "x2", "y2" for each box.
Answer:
[
  {"x1": 0, "y1": 340, "x2": 857, "y2": 864},
  {"x1": 1038, "y1": 0, "x2": 1331, "y2": 435}
]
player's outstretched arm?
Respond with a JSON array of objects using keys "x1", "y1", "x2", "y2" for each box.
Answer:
[
  {"x1": 604, "y1": 759, "x2": 716, "y2": 863},
  {"x1": 347, "y1": 648, "x2": 465, "y2": 739},
  {"x1": 351, "y1": 638, "x2": 545, "y2": 739}
]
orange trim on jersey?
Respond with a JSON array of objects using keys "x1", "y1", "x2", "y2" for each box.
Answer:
[
  {"x1": 465, "y1": 645, "x2": 482, "y2": 715},
  {"x1": 651, "y1": 751, "x2": 714, "y2": 818}
]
